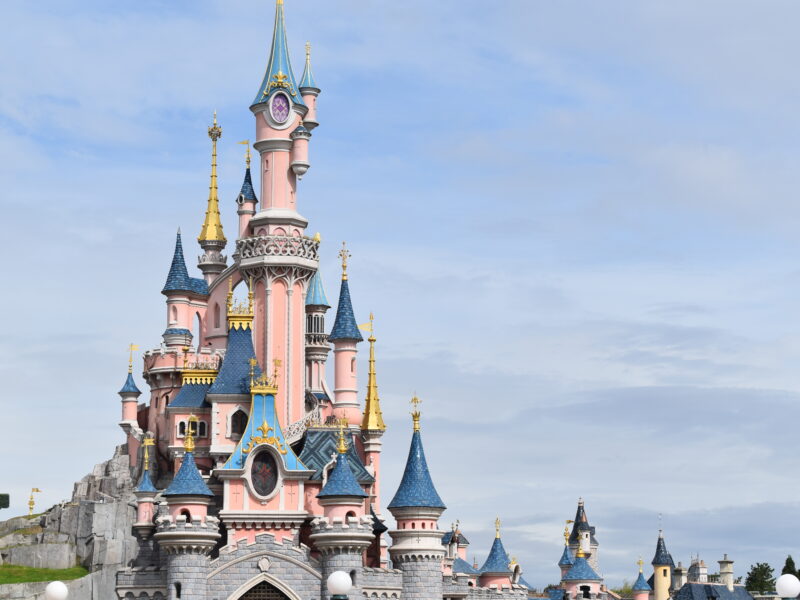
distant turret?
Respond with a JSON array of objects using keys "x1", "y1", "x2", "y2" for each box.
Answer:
[
  {"x1": 652, "y1": 530, "x2": 675, "y2": 600},
  {"x1": 299, "y1": 41, "x2": 320, "y2": 130},
  {"x1": 632, "y1": 558, "x2": 652, "y2": 600},
  {"x1": 235, "y1": 141, "x2": 258, "y2": 238}
]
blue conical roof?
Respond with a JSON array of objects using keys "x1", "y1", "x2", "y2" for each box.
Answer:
[
  {"x1": 119, "y1": 372, "x2": 141, "y2": 395},
  {"x1": 318, "y1": 452, "x2": 367, "y2": 498},
  {"x1": 652, "y1": 532, "x2": 675, "y2": 567},
  {"x1": 387, "y1": 430, "x2": 445, "y2": 509},
  {"x1": 306, "y1": 270, "x2": 330, "y2": 308},
  {"x1": 161, "y1": 231, "x2": 208, "y2": 296},
  {"x1": 237, "y1": 167, "x2": 257, "y2": 204},
  {"x1": 559, "y1": 545, "x2": 575, "y2": 567},
  {"x1": 164, "y1": 451, "x2": 212, "y2": 496},
  {"x1": 480, "y1": 537, "x2": 512, "y2": 574},
  {"x1": 328, "y1": 279, "x2": 362, "y2": 341},
  {"x1": 252, "y1": 1, "x2": 305, "y2": 107},
  {"x1": 299, "y1": 49, "x2": 318, "y2": 90},
  {"x1": 633, "y1": 571, "x2": 652, "y2": 592},
  {"x1": 563, "y1": 556, "x2": 602, "y2": 581},
  {"x1": 208, "y1": 327, "x2": 260, "y2": 394},
  {"x1": 135, "y1": 467, "x2": 157, "y2": 493}
]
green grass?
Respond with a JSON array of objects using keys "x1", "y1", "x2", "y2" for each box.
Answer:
[{"x1": 0, "y1": 564, "x2": 88, "y2": 585}]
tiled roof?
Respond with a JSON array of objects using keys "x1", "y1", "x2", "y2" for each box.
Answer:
[
  {"x1": 453, "y1": 557, "x2": 479, "y2": 575},
  {"x1": 569, "y1": 500, "x2": 598, "y2": 545},
  {"x1": 318, "y1": 452, "x2": 367, "y2": 498},
  {"x1": 549, "y1": 589, "x2": 566, "y2": 600},
  {"x1": 480, "y1": 537, "x2": 512, "y2": 574},
  {"x1": 633, "y1": 572, "x2": 652, "y2": 592},
  {"x1": 563, "y1": 556, "x2": 602, "y2": 582},
  {"x1": 443, "y1": 531, "x2": 470, "y2": 546},
  {"x1": 119, "y1": 372, "x2": 141, "y2": 395},
  {"x1": 328, "y1": 279, "x2": 363, "y2": 342},
  {"x1": 387, "y1": 430, "x2": 445, "y2": 510},
  {"x1": 163, "y1": 452, "x2": 212, "y2": 496},
  {"x1": 297, "y1": 429, "x2": 373, "y2": 483},
  {"x1": 518, "y1": 576, "x2": 534, "y2": 591},
  {"x1": 164, "y1": 328, "x2": 191, "y2": 335},
  {"x1": 652, "y1": 533, "x2": 675, "y2": 567},
  {"x1": 162, "y1": 231, "x2": 209, "y2": 296},
  {"x1": 169, "y1": 383, "x2": 211, "y2": 408},
  {"x1": 208, "y1": 327, "x2": 259, "y2": 395},
  {"x1": 299, "y1": 51, "x2": 318, "y2": 90},
  {"x1": 674, "y1": 584, "x2": 754, "y2": 600},
  {"x1": 135, "y1": 468, "x2": 157, "y2": 493},
  {"x1": 559, "y1": 546, "x2": 575, "y2": 567},
  {"x1": 251, "y1": 0, "x2": 305, "y2": 107},
  {"x1": 306, "y1": 270, "x2": 330, "y2": 307},
  {"x1": 237, "y1": 167, "x2": 257, "y2": 203}
]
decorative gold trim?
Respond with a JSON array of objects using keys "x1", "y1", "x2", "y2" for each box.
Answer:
[
  {"x1": 410, "y1": 395, "x2": 422, "y2": 432},
  {"x1": 338, "y1": 241, "x2": 351, "y2": 281},
  {"x1": 242, "y1": 420, "x2": 287, "y2": 455}
]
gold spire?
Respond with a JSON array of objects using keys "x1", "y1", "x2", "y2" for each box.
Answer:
[
  {"x1": 238, "y1": 140, "x2": 251, "y2": 169},
  {"x1": 360, "y1": 313, "x2": 386, "y2": 432},
  {"x1": 410, "y1": 395, "x2": 422, "y2": 431},
  {"x1": 564, "y1": 520, "x2": 574, "y2": 545},
  {"x1": 276, "y1": 0, "x2": 283, "y2": 5},
  {"x1": 198, "y1": 111, "x2": 226, "y2": 244},
  {"x1": 128, "y1": 343, "x2": 139, "y2": 374},
  {"x1": 336, "y1": 420, "x2": 348, "y2": 454},
  {"x1": 143, "y1": 436, "x2": 155, "y2": 471},
  {"x1": 338, "y1": 241, "x2": 351, "y2": 280},
  {"x1": 495, "y1": 517, "x2": 502, "y2": 538},
  {"x1": 638, "y1": 557, "x2": 644, "y2": 573},
  {"x1": 184, "y1": 414, "x2": 197, "y2": 453}
]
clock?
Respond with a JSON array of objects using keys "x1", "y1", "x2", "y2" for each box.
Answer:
[
  {"x1": 269, "y1": 92, "x2": 291, "y2": 124},
  {"x1": 251, "y1": 451, "x2": 279, "y2": 497}
]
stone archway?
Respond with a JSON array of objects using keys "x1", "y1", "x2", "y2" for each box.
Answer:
[{"x1": 239, "y1": 581, "x2": 292, "y2": 600}]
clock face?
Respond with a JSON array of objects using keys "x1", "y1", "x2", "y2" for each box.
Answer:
[
  {"x1": 270, "y1": 93, "x2": 290, "y2": 124},
  {"x1": 251, "y1": 451, "x2": 278, "y2": 497}
]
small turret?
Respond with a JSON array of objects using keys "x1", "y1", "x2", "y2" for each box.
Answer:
[
  {"x1": 479, "y1": 519, "x2": 514, "y2": 589},
  {"x1": 317, "y1": 425, "x2": 368, "y2": 514},
  {"x1": 652, "y1": 530, "x2": 675, "y2": 600},
  {"x1": 197, "y1": 113, "x2": 227, "y2": 282},
  {"x1": 161, "y1": 230, "x2": 208, "y2": 347},
  {"x1": 569, "y1": 498, "x2": 599, "y2": 570},
  {"x1": 290, "y1": 122, "x2": 312, "y2": 178},
  {"x1": 235, "y1": 141, "x2": 258, "y2": 238},
  {"x1": 633, "y1": 558, "x2": 653, "y2": 600},
  {"x1": 299, "y1": 41, "x2": 320, "y2": 130},
  {"x1": 305, "y1": 266, "x2": 331, "y2": 400},
  {"x1": 559, "y1": 524, "x2": 575, "y2": 578},
  {"x1": 119, "y1": 343, "x2": 142, "y2": 435},
  {"x1": 133, "y1": 436, "x2": 158, "y2": 541},
  {"x1": 329, "y1": 242, "x2": 363, "y2": 425},
  {"x1": 360, "y1": 313, "x2": 387, "y2": 523}
]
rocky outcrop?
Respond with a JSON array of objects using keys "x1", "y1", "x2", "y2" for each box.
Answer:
[{"x1": 0, "y1": 445, "x2": 140, "y2": 600}]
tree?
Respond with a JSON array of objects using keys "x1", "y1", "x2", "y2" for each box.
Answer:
[
  {"x1": 745, "y1": 563, "x2": 775, "y2": 593},
  {"x1": 612, "y1": 580, "x2": 633, "y2": 596},
  {"x1": 782, "y1": 556, "x2": 798, "y2": 577}
]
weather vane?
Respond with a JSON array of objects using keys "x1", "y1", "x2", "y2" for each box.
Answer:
[
  {"x1": 128, "y1": 343, "x2": 139, "y2": 374},
  {"x1": 410, "y1": 395, "x2": 422, "y2": 431},
  {"x1": 338, "y1": 242, "x2": 351, "y2": 280},
  {"x1": 238, "y1": 140, "x2": 251, "y2": 168}
]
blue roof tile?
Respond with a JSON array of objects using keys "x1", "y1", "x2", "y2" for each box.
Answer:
[
  {"x1": 559, "y1": 546, "x2": 575, "y2": 567},
  {"x1": 297, "y1": 429, "x2": 374, "y2": 483},
  {"x1": 237, "y1": 167, "x2": 257, "y2": 204},
  {"x1": 480, "y1": 537, "x2": 512, "y2": 574},
  {"x1": 163, "y1": 452, "x2": 212, "y2": 496},
  {"x1": 208, "y1": 327, "x2": 259, "y2": 394},
  {"x1": 169, "y1": 383, "x2": 211, "y2": 409},
  {"x1": 453, "y1": 557, "x2": 479, "y2": 575},
  {"x1": 318, "y1": 452, "x2": 367, "y2": 498},
  {"x1": 563, "y1": 556, "x2": 602, "y2": 582},
  {"x1": 633, "y1": 572, "x2": 652, "y2": 592},
  {"x1": 252, "y1": 1, "x2": 305, "y2": 107},
  {"x1": 674, "y1": 583, "x2": 755, "y2": 600},
  {"x1": 549, "y1": 589, "x2": 566, "y2": 600},
  {"x1": 164, "y1": 328, "x2": 191, "y2": 336},
  {"x1": 306, "y1": 270, "x2": 330, "y2": 307},
  {"x1": 135, "y1": 467, "x2": 157, "y2": 493},
  {"x1": 442, "y1": 531, "x2": 470, "y2": 546},
  {"x1": 328, "y1": 278, "x2": 362, "y2": 342},
  {"x1": 387, "y1": 430, "x2": 445, "y2": 509},
  {"x1": 518, "y1": 576, "x2": 534, "y2": 590},
  {"x1": 119, "y1": 372, "x2": 141, "y2": 395},
  {"x1": 652, "y1": 533, "x2": 675, "y2": 567},
  {"x1": 162, "y1": 232, "x2": 208, "y2": 296},
  {"x1": 371, "y1": 505, "x2": 388, "y2": 535}
]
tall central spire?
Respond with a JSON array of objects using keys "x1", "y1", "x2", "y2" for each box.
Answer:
[
  {"x1": 252, "y1": 0, "x2": 304, "y2": 107},
  {"x1": 198, "y1": 112, "x2": 226, "y2": 244}
]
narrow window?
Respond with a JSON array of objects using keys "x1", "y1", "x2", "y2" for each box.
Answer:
[
  {"x1": 350, "y1": 358, "x2": 355, "y2": 373},
  {"x1": 198, "y1": 421, "x2": 207, "y2": 437},
  {"x1": 231, "y1": 410, "x2": 247, "y2": 438},
  {"x1": 174, "y1": 583, "x2": 181, "y2": 598},
  {"x1": 178, "y1": 422, "x2": 186, "y2": 437},
  {"x1": 213, "y1": 303, "x2": 221, "y2": 329}
]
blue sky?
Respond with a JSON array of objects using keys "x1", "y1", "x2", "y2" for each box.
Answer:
[{"x1": 2, "y1": 0, "x2": 800, "y2": 589}]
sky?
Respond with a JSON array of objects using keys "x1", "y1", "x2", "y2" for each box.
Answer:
[{"x1": 1, "y1": 0, "x2": 800, "y2": 589}]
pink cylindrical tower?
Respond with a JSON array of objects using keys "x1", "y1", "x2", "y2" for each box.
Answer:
[
  {"x1": 299, "y1": 41, "x2": 320, "y2": 130},
  {"x1": 235, "y1": 143, "x2": 258, "y2": 238},
  {"x1": 633, "y1": 559, "x2": 653, "y2": 600}
]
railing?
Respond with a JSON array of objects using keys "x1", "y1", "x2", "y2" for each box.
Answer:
[
  {"x1": 235, "y1": 234, "x2": 319, "y2": 262},
  {"x1": 305, "y1": 332, "x2": 329, "y2": 346},
  {"x1": 284, "y1": 407, "x2": 321, "y2": 445}
]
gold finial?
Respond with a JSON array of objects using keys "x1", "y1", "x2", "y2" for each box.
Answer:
[
  {"x1": 238, "y1": 140, "x2": 251, "y2": 169},
  {"x1": 272, "y1": 358, "x2": 282, "y2": 381},
  {"x1": 338, "y1": 241, "x2": 351, "y2": 281},
  {"x1": 306, "y1": 41, "x2": 311, "y2": 60},
  {"x1": 249, "y1": 357, "x2": 258, "y2": 386},
  {"x1": 313, "y1": 232, "x2": 321, "y2": 243},
  {"x1": 277, "y1": 0, "x2": 283, "y2": 5},
  {"x1": 227, "y1": 277, "x2": 255, "y2": 329},
  {"x1": 495, "y1": 517, "x2": 502, "y2": 538},
  {"x1": 638, "y1": 557, "x2": 644, "y2": 573},
  {"x1": 143, "y1": 436, "x2": 155, "y2": 471},
  {"x1": 410, "y1": 395, "x2": 422, "y2": 431},
  {"x1": 128, "y1": 343, "x2": 139, "y2": 374},
  {"x1": 198, "y1": 112, "x2": 226, "y2": 243},
  {"x1": 336, "y1": 421, "x2": 348, "y2": 454},
  {"x1": 250, "y1": 357, "x2": 280, "y2": 395},
  {"x1": 185, "y1": 414, "x2": 198, "y2": 453},
  {"x1": 28, "y1": 488, "x2": 41, "y2": 516},
  {"x1": 182, "y1": 346, "x2": 190, "y2": 369},
  {"x1": 564, "y1": 521, "x2": 574, "y2": 545},
  {"x1": 360, "y1": 312, "x2": 386, "y2": 432}
]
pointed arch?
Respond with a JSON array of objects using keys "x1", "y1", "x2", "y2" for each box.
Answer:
[{"x1": 227, "y1": 573, "x2": 301, "y2": 600}]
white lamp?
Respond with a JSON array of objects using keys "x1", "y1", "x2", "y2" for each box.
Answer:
[
  {"x1": 326, "y1": 571, "x2": 352, "y2": 599},
  {"x1": 45, "y1": 581, "x2": 69, "y2": 600},
  {"x1": 776, "y1": 574, "x2": 800, "y2": 599}
]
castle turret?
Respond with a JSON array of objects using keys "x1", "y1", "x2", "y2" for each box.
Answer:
[
  {"x1": 569, "y1": 498, "x2": 599, "y2": 571},
  {"x1": 328, "y1": 243, "x2": 363, "y2": 425},
  {"x1": 119, "y1": 344, "x2": 142, "y2": 436},
  {"x1": 360, "y1": 313, "x2": 386, "y2": 507},
  {"x1": 652, "y1": 530, "x2": 675, "y2": 600},
  {"x1": 479, "y1": 519, "x2": 515, "y2": 589},
  {"x1": 558, "y1": 526, "x2": 575, "y2": 578},
  {"x1": 718, "y1": 555, "x2": 734, "y2": 592},
  {"x1": 161, "y1": 230, "x2": 209, "y2": 348},
  {"x1": 299, "y1": 41, "x2": 320, "y2": 130},
  {"x1": 197, "y1": 113, "x2": 227, "y2": 282},
  {"x1": 633, "y1": 559, "x2": 653, "y2": 600},
  {"x1": 235, "y1": 141, "x2": 258, "y2": 238},
  {"x1": 387, "y1": 398, "x2": 446, "y2": 600},
  {"x1": 133, "y1": 437, "x2": 158, "y2": 541},
  {"x1": 155, "y1": 423, "x2": 220, "y2": 600},
  {"x1": 561, "y1": 544, "x2": 603, "y2": 600},
  {"x1": 311, "y1": 426, "x2": 372, "y2": 600},
  {"x1": 305, "y1": 267, "x2": 331, "y2": 403}
]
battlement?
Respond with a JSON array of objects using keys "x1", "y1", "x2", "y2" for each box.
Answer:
[
  {"x1": 361, "y1": 566, "x2": 403, "y2": 599},
  {"x1": 311, "y1": 514, "x2": 374, "y2": 531},
  {"x1": 153, "y1": 515, "x2": 220, "y2": 555},
  {"x1": 211, "y1": 531, "x2": 313, "y2": 568}
]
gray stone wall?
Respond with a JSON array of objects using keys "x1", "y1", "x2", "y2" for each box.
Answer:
[
  {"x1": 395, "y1": 557, "x2": 443, "y2": 600},
  {"x1": 166, "y1": 552, "x2": 209, "y2": 600},
  {"x1": 361, "y1": 567, "x2": 403, "y2": 599}
]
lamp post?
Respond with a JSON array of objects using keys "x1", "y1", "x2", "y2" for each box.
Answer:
[
  {"x1": 326, "y1": 571, "x2": 352, "y2": 600},
  {"x1": 44, "y1": 581, "x2": 69, "y2": 600},
  {"x1": 776, "y1": 574, "x2": 800, "y2": 599}
]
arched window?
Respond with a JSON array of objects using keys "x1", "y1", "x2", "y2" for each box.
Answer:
[
  {"x1": 192, "y1": 312, "x2": 202, "y2": 347},
  {"x1": 411, "y1": 522, "x2": 415, "y2": 529},
  {"x1": 178, "y1": 422, "x2": 186, "y2": 437},
  {"x1": 231, "y1": 410, "x2": 247, "y2": 439},
  {"x1": 164, "y1": 394, "x2": 170, "y2": 407},
  {"x1": 421, "y1": 522, "x2": 426, "y2": 529},
  {"x1": 306, "y1": 314, "x2": 312, "y2": 332},
  {"x1": 351, "y1": 358, "x2": 355, "y2": 373},
  {"x1": 580, "y1": 586, "x2": 591, "y2": 599},
  {"x1": 198, "y1": 421, "x2": 207, "y2": 437},
  {"x1": 349, "y1": 570, "x2": 357, "y2": 586},
  {"x1": 170, "y1": 305, "x2": 177, "y2": 323},
  {"x1": 180, "y1": 509, "x2": 192, "y2": 523},
  {"x1": 174, "y1": 582, "x2": 182, "y2": 599},
  {"x1": 213, "y1": 303, "x2": 221, "y2": 329}
]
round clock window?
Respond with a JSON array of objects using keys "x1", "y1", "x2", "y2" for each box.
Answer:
[
  {"x1": 251, "y1": 451, "x2": 279, "y2": 497},
  {"x1": 270, "y1": 93, "x2": 291, "y2": 124}
]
